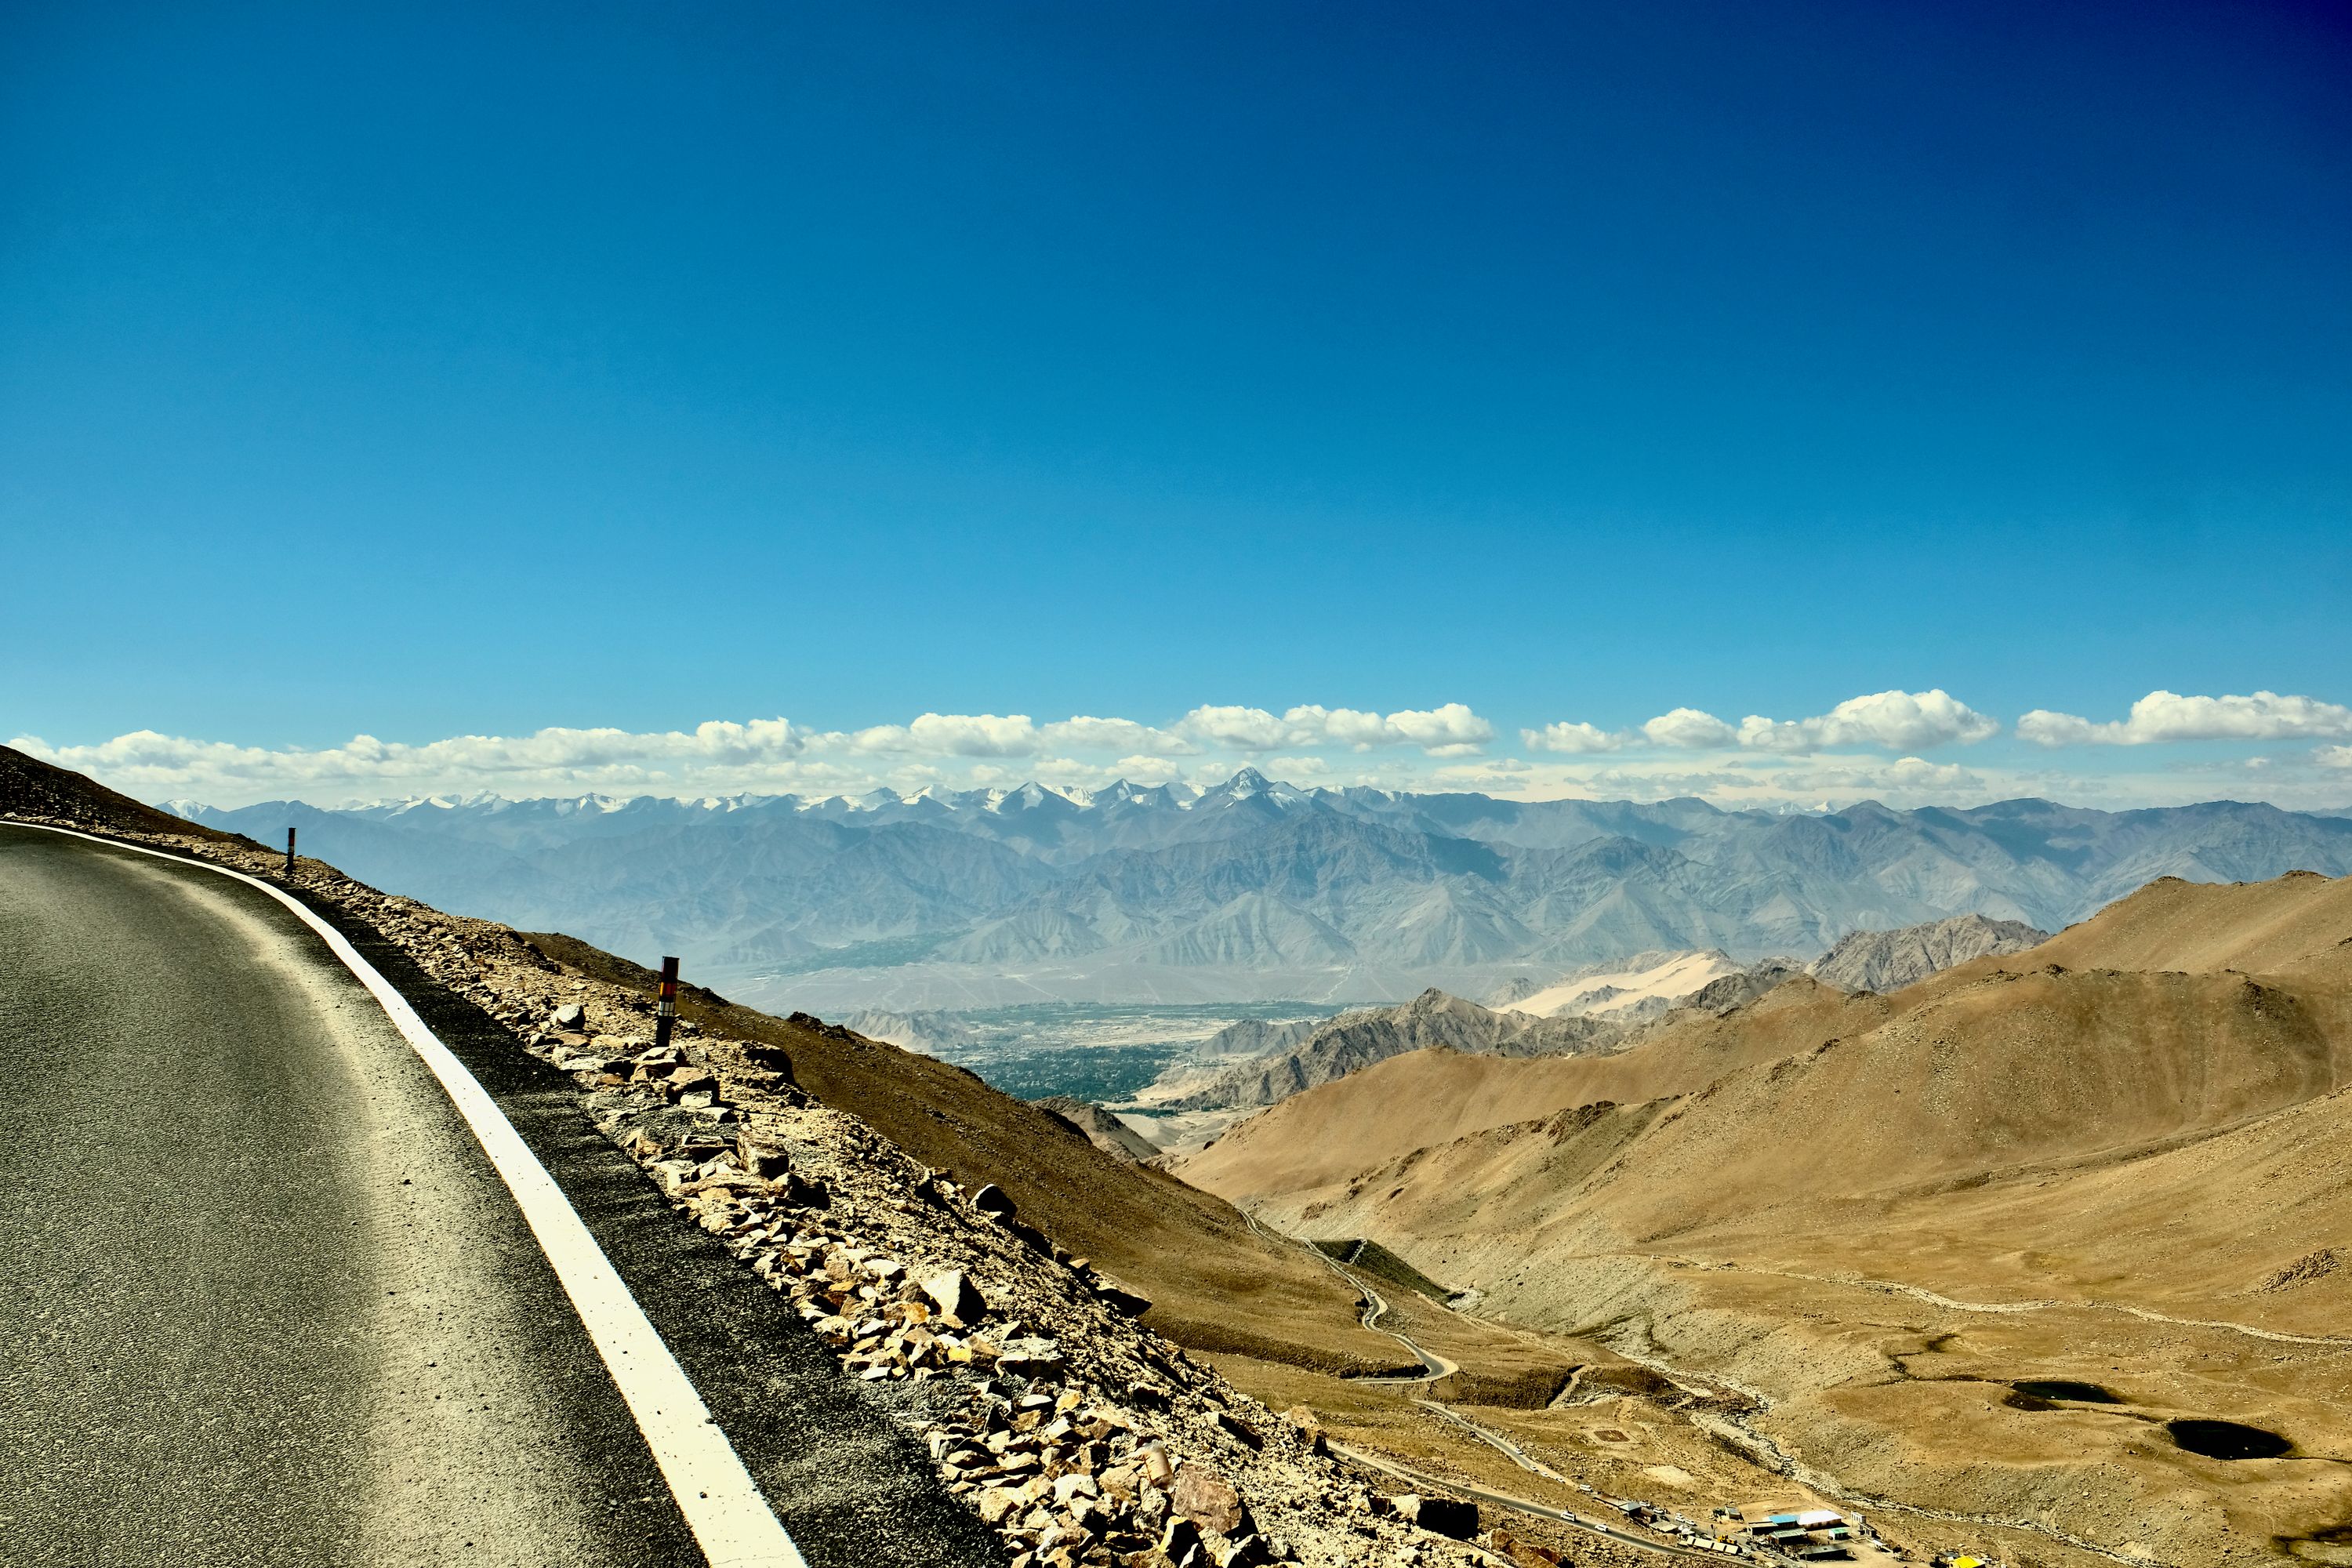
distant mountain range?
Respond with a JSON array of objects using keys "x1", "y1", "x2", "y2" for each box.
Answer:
[{"x1": 166, "y1": 771, "x2": 2352, "y2": 1010}]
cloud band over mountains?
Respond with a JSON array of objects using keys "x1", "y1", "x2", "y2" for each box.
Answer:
[
  {"x1": 1524, "y1": 688, "x2": 2002, "y2": 754},
  {"x1": 2016, "y1": 690, "x2": 2352, "y2": 746},
  {"x1": 13, "y1": 688, "x2": 2350, "y2": 811}
]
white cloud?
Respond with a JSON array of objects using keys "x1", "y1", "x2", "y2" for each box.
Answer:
[
  {"x1": 1521, "y1": 720, "x2": 1621, "y2": 755},
  {"x1": 2017, "y1": 690, "x2": 2352, "y2": 747},
  {"x1": 1175, "y1": 705, "x2": 1295, "y2": 751},
  {"x1": 1281, "y1": 706, "x2": 1392, "y2": 750},
  {"x1": 13, "y1": 700, "x2": 1494, "y2": 808},
  {"x1": 1174, "y1": 702, "x2": 1495, "y2": 755},
  {"x1": 829, "y1": 712, "x2": 1194, "y2": 759},
  {"x1": 10, "y1": 719, "x2": 855, "y2": 809},
  {"x1": 1040, "y1": 716, "x2": 1195, "y2": 755},
  {"x1": 1618, "y1": 690, "x2": 1997, "y2": 754},
  {"x1": 843, "y1": 713, "x2": 1041, "y2": 757},
  {"x1": 1418, "y1": 759, "x2": 1534, "y2": 797},
  {"x1": 1765, "y1": 756, "x2": 1984, "y2": 794},
  {"x1": 2013, "y1": 711, "x2": 2095, "y2": 746},
  {"x1": 2318, "y1": 745, "x2": 2352, "y2": 771},
  {"x1": 1641, "y1": 708, "x2": 1740, "y2": 749},
  {"x1": 1737, "y1": 689, "x2": 1998, "y2": 753},
  {"x1": 1108, "y1": 753, "x2": 1188, "y2": 785},
  {"x1": 14, "y1": 719, "x2": 811, "y2": 790},
  {"x1": 1380, "y1": 702, "x2": 1496, "y2": 756}
]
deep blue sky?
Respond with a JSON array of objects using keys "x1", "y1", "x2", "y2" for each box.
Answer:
[{"x1": 3, "y1": 2, "x2": 2348, "y2": 782}]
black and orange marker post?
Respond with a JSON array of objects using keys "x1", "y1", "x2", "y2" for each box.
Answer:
[
  {"x1": 285, "y1": 826, "x2": 296, "y2": 879},
  {"x1": 655, "y1": 956, "x2": 679, "y2": 1051}
]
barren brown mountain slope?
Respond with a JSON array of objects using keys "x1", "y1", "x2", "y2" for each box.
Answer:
[
  {"x1": 1183, "y1": 871, "x2": 2352, "y2": 1214},
  {"x1": 1989, "y1": 868, "x2": 2352, "y2": 979},
  {"x1": 1181, "y1": 872, "x2": 2352, "y2": 1564},
  {"x1": 1254, "y1": 964, "x2": 2350, "y2": 1261},
  {"x1": 1178, "y1": 975, "x2": 1893, "y2": 1203},
  {"x1": 0, "y1": 746, "x2": 237, "y2": 840}
]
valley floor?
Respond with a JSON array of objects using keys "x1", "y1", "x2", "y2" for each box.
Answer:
[{"x1": 1214, "y1": 1213, "x2": 2125, "y2": 1568}]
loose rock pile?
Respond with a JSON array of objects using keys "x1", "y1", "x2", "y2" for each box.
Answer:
[
  {"x1": 28, "y1": 817, "x2": 1497, "y2": 1568},
  {"x1": 580, "y1": 1063, "x2": 1482, "y2": 1567}
]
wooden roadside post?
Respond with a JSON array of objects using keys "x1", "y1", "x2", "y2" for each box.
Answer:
[{"x1": 655, "y1": 956, "x2": 679, "y2": 1051}]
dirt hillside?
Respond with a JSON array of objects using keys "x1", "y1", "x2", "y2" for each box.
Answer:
[
  {"x1": 0, "y1": 746, "x2": 236, "y2": 840},
  {"x1": 1180, "y1": 871, "x2": 2352, "y2": 1564},
  {"x1": 1994, "y1": 868, "x2": 2352, "y2": 979},
  {"x1": 1178, "y1": 975, "x2": 1891, "y2": 1202}
]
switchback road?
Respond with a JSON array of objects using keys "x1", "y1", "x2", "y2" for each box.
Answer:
[{"x1": 0, "y1": 823, "x2": 1000, "y2": 1568}]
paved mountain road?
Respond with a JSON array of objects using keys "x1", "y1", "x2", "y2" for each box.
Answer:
[
  {"x1": 0, "y1": 823, "x2": 1002, "y2": 1568},
  {"x1": 1237, "y1": 1209, "x2": 1456, "y2": 1381}
]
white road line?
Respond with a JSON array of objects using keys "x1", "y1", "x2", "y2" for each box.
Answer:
[{"x1": 10, "y1": 822, "x2": 808, "y2": 1568}]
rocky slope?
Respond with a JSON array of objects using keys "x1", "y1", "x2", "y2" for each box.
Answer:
[
  {"x1": 1807, "y1": 910, "x2": 2051, "y2": 993},
  {"x1": 1667, "y1": 959, "x2": 1796, "y2": 1013},
  {"x1": 1192, "y1": 1015, "x2": 1321, "y2": 1064},
  {"x1": 1174, "y1": 978, "x2": 1879, "y2": 1203}
]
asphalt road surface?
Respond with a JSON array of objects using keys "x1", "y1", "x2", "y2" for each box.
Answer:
[{"x1": 0, "y1": 823, "x2": 1002, "y2": 1568}]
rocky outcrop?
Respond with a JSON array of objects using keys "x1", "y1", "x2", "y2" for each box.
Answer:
[
  {"x1": 1484, "y1": 975, "x2": 1543, "y2": 1008},
  {"x1": 1165, "y1": 989, "x2": 1621, "y2": 1112},
  {"x1": 1675, "y1": 961, "x2": 1799, "y2": 1015},
  {"x1": 1809, "y1": 913, "x2": 2050, "y2": 994},
  {"x1": 1195, "y1": 1015, "x2": 1321, "y2": 1063},
  {"x1": 1034, "y1": 1097, "x2": 1162, "y2": 1163}
]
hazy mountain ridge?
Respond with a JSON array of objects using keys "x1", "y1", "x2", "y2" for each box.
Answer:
[
  {"x1": 169, "y1": 774, "x2": 2352, "y2": 1004},
  {"x1": 835, "y1": 1008, "x2": 981, "y2": 1054}
]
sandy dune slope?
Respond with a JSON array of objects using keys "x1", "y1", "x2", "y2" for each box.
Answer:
[{"x1": 1502, "y1": 949, "x2": 1746, "y2": 1018}]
